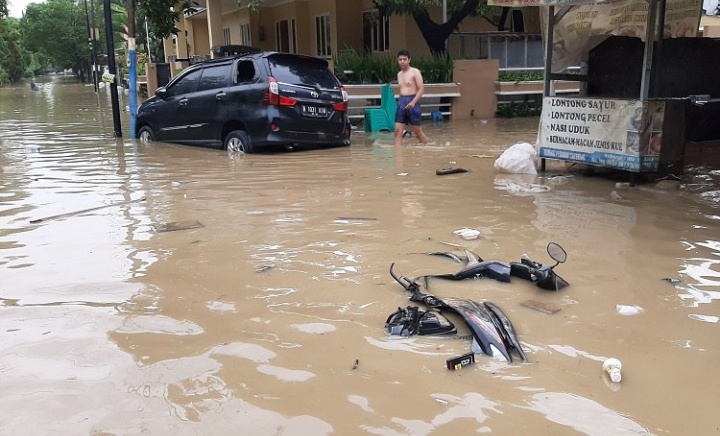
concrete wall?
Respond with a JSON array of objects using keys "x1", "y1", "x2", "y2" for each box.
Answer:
[{"x1": 452, "y1": 59, "x2": 499, "y2": 120}]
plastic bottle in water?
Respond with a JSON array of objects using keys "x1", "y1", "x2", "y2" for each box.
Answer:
[{"x1": 603, "y1": 358, "x2": 622, "y2": 383}]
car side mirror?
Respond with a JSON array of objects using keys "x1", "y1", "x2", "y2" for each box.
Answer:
[
  {"x1": 155, "y1": 87, "x2": 167, "y2": 99},
  {"x1": 547, "y1": 242, "x2": 567, "y2": 265}
]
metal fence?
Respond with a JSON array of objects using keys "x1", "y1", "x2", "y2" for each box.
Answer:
[{"x1": 447, "y1": 32, "x2": 544, "y2": 69}]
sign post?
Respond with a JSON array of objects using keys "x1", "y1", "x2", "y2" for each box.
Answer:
[{"x1": 104, "y1": 0, "x2": 122, "y2": 138}]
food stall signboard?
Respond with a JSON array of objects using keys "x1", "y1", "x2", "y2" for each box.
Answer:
[{"x1": 539, "y1": 97, "x2": 665, "y2": 172}]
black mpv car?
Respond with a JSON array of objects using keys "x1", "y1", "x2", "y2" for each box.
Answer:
[{"x1": 135, "y1": 52, "x2": 351, "y2": 153}]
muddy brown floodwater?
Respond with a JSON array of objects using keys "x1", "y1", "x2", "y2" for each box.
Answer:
[{"x1": 1, "y1": 76, "x2": 719, "y2": 435}]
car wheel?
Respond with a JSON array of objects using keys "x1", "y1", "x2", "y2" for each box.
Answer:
[
  {"x1": 225, "y1": 130, "x2": 252, "y2": 154},
  {"x1": 138, "y1": 126, "x2": 155, "y2": 143}
]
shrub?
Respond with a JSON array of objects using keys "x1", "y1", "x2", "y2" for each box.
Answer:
[
  {"x1": 334, "y1": 48, "x2": 454, "y2": 84},
  {"x1": 497, "y1": 70, "x2": 544, "y2": 82},
  {"x1": 495, "y1": 100, "x2": 542, "y2": 118},
  {"x1": 0, "y1": 67, "x2": 8, "y2": 86}
]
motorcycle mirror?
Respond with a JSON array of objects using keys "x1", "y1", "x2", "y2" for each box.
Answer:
[{"x1": 547, "y1": 242, "x2": 567, "y2": 265}]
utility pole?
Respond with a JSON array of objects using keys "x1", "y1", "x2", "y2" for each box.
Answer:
[
  {"x1": 127, "y1": 0, "x2": 137, "y2": 137},
  {"x1": 90, "y1": 0, "x2": 99, "y2": 92},
  {"x1": 104, "y1": 0, "x2": 122, "y2": 137},
  {"x1": 82, "y1": 0, "x2": 97, "y2": 91}
]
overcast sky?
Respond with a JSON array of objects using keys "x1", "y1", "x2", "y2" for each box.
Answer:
[{"x1": 8, "y1": 0, "x2": 44, "y2": 18}]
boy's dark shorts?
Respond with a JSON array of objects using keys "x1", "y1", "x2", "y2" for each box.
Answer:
[{"x1": 395, "y1": 95, "x2": 422, "y2": 125}]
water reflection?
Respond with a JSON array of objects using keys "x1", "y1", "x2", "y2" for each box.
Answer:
[{"x1": 1, "y1": 77, "x2": 719, "y2": 434}]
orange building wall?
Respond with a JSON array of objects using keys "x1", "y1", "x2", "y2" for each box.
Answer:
[
  {"x1": 186, "y1": 17, "x2": 210, "y2": 57},
  {"x1": 452, "y1": 59, "x2": 500, "y2": 121}
]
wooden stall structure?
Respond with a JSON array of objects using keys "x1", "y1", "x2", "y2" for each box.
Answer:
[{"x1": 489, "y1": 0, "x2": 719, "y2": 174}]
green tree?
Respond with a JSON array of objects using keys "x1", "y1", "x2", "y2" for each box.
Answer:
[
  {"x1": 22, "y1": 0, "x2": 89, "y2": 80},
  {"x1": 373, "y1": 0, "x2": 508, "y2": 55},
  {"x1": 0, "y1": 17, "x2": 27, "y2": 84},
  {"x1": 139, "y1": 0, "x2": 196, "y2": 39},
  {"x1": 0, "y1": 0, "x2": 8, "y2": 18}
]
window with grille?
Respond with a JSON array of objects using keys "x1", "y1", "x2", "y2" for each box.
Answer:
[
  {"x1": 276, "y1": 19, "x2": 297, "y2": 53},
  {"x1": 240, "y1": 23, "x2": 251, "y2": 46},
  {"x1": 363, "y1": 10, "x2": 389, "y2": 53},
  {"x1": 315, "y1": 14, "x2": 331, "y2": 57},
  {"x1": 222, "y1": 27, "x2": 231, "y2": 45}
]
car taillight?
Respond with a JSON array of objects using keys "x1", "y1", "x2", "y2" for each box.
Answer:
[
  {"x1": 265, "y1": 76, "x2": 297, "y2": 107},
  {"x1": 332, "y1": 101, "x2": 348, "y2": 112},
  {"x1": 332, "y1": 86, "x2": 349, "y2": 112}
]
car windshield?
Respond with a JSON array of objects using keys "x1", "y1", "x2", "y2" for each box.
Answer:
[{"x1": 268, "y1": 55, "x2": 339, "y2": 90}]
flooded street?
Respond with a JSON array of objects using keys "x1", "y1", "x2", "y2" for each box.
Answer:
[{"x1": 1, "y1": 76, "x2": 719, "y2": 435}]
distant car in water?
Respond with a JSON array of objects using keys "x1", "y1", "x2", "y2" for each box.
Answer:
[{"x1": 135, "y1": 51, "x2": 351, "y2": 153}]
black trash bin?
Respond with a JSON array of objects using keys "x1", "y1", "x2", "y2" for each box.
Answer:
[{"x1": 156, "y1": 63, "x2": 171, "y2": 87}]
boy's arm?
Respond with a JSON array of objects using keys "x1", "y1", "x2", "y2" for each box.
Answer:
[{"x1": 410, "y1": 69, "x2": 425, "y2": 107}]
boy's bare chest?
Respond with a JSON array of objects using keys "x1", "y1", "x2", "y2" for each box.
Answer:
[{"x1": 399, "y1": 71, "x2": 415, "y2": 86}]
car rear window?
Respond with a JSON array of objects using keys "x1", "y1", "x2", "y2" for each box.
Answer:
[{"x1": 267, "y1": 54, "x2": 339, "y2": 89}]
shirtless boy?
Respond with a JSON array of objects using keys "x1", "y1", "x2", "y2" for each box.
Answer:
[{"x1": 394, "y1": 49, "x2": 429, "y2": 145}]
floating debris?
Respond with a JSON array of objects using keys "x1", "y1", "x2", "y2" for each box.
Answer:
[
  {"x1": 453, "y1": 228, "x2": 481, "y2": 240},
  {"x1": 153, "y1": 220, "x2": 204, "y2": 233},
  {"x1": 610, "y1": 191, "x2": 624, "y2": 201},
  {"x1": 446, "y1": 352, "x2": 475, "y2": 370},
  {"x1": 30, "y1": 197, "x2": 146, "y2": 224},
  {"x1": 436, "y1": 167, "x2": 469, "y2": 176},
  {"x1": 521, "y1": 300, "x2": 561, "y2": 314},
  {"x1": 255, "y1": 265, "x2": 274, "y2": 273},
  {"x1": 616, "y1": 304, "x2": 644, "y2": 315}
]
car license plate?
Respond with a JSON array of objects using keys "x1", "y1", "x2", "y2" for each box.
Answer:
[{"x1": 301, "y1": 105, "x2": 328, "y2": 117}]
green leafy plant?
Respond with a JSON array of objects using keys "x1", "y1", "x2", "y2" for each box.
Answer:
[
  {"x1": 495, "y1": 100, "x2": 542, "y2": 118},
  {"x1": 414, "y1": 54, "x2": 454, "y2": 83},
  {"x1": 0, "y1": 66, "x2": 8, "y2": 86},
  {"x1": 137, "y1": 52, "x2": 148, "y2": 76},
  {"x1": 497, "y1": 70, "x2": 544, "y2": 83},
  {"x1": 334, "y1": 49, "x2": 395, "y2": 83},
  {"x1": 334, "y1": 48, "x2": 454, "y2": 84}
]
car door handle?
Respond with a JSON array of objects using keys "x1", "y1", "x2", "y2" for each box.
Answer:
[
  {"x1": 179, "y1": 98, "x2": 188, "y2": 107},
  {"x1": 216, "y1": 91, "x2": 226, "y2": 101}
]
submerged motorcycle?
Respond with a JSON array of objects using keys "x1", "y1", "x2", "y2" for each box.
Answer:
[
  {"x1": 423, "y1": 242, "x2": 569, "y2": 291},
  {"x1": 388, "y1": 263, "x2": 528, "y2": 363},
  {"x1": 510, "y1": 242, "x2": 569, "y2": 291}
]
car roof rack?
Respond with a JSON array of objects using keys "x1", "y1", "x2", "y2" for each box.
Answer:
[{"x1": 211, "y1": 45, "x2": 261, "y2": 58}]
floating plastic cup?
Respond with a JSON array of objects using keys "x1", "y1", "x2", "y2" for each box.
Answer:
[{"x1": 603, "y1": 358, "x2": 622, "y2": 383}]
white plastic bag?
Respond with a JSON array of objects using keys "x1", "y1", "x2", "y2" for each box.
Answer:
[{"x1": 494, "y1": 142, "x2": 538, "y2": 175}]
